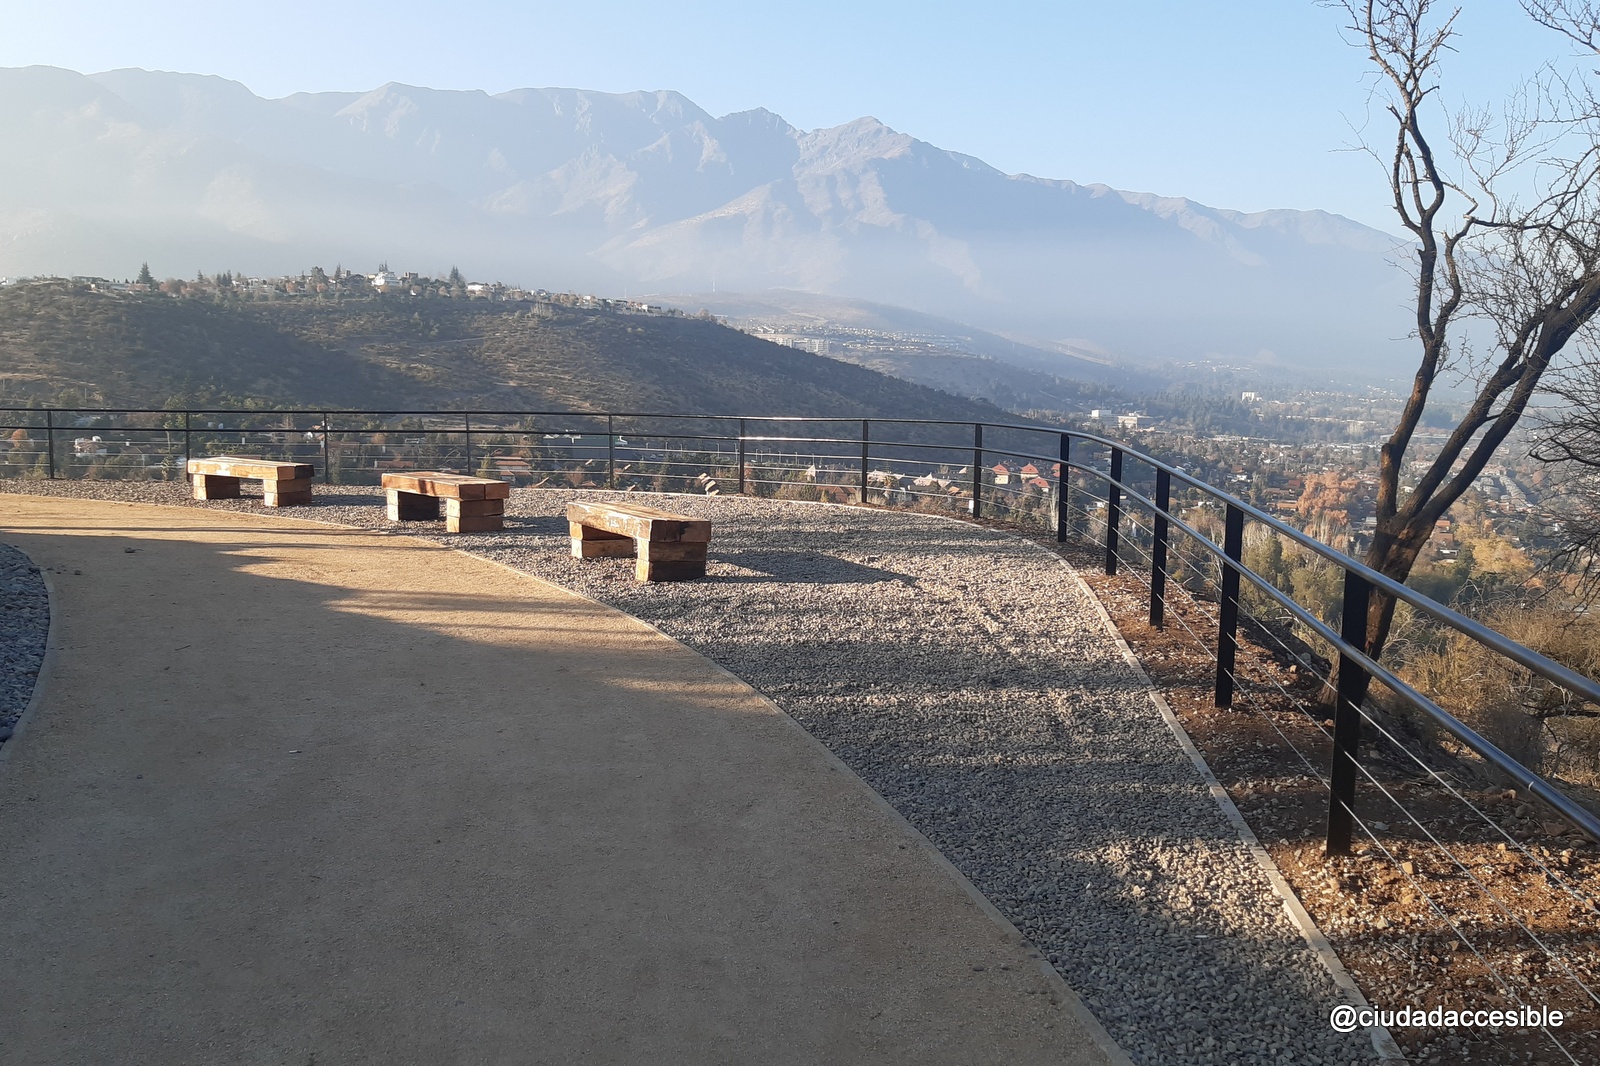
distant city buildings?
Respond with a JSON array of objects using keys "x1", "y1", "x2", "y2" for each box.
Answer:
[
  {"x1": 749, "y1": 331, "x2": 831, "y2": 355},
  {"x1": 13, "y1": 269, "x2": 686, "y2": 317}
]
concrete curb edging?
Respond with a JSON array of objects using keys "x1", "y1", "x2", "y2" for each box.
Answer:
[
  {"x1": 0, "y1": 546, "x2": 58, "y2": 776},
  {"x1": 472, "y1": 551, "x2": 1140, "y2": 1066},
  {"x1": 1056, "y1": 559, "x2": 1407, "y2": 1063}
]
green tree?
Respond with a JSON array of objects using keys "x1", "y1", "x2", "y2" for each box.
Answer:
[
  {"x1": 136, "y1": 262, "x2": 154, "y2": 286},
  {"x1": 1292, "y1": 560, "x2": 1346, "y2": 629}
]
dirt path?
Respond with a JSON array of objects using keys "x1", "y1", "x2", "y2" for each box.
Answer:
[{"x1": 0, "y1": 496, "x2": 1120, "y2": 1066}]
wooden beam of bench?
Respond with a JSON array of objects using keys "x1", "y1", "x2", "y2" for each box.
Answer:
[
  {"x1": 447, "y1": 514, "x2": 504, "y2": 534},
  {"x1": 192, "y1": 474, "x2": 241, "y2": 501},
  {"x1": 446, "y1": 499, "x2": 504, "y2": 518},
  {"x1": 381, "y1": 471, "x2": 511, "y2": 500},
  {"x1": 638, "y1": 540, "x2": 708, "y2": 564},
  {"x1": 572, "y1": 537, "x2": 635, "y2": 559},
  {"x1": 569, "y1": 522, "x2": 630, "y2": 541},
  {"x1": 637, "y1": 540, "x2": 709, "y2": 582},
  {"x1": 565, "y1": 502, "x2": 710, "y2": 544},
  {"x1": 263, "y1": 477, "x2": 314, "y2": 507},
  {"x1": 570, "y1": 520, "x2": 636, "y2": 558},
  {"x1": 187, "y1": 457, "x2": 315, "y2": 482}
]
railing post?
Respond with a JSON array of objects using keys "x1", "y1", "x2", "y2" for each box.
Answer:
[
  {"x1": 1215, "y1": 502, "x2": 1244, "y2": 708},
  {"x1": 1151, "y1": 467, "x2": 1170, "y2": 629},
  {"x1": 463, "y1": 413, "x2": 472, "y2": 475},
  {"x1": 41, "y1": 408, "x2": 56, "y2": 480},
  {"x1": 737, "y1": 418, "x2": 747, "y2": 495},
  {"x1": 859, "y1": 419, "x2": 870, "y2": 504},
  {"x1": 607, "y1": 414, "x2": 616, "y2": 489},
  {"x1": 1327, "y1": 571, "x2": 1372, "y2": 855},
  {"x1": 182, "y1": 411, "x2": 191, "y2": 470},
  {"x1": 971, "y1": 424, "x2": 984, "y2": 518},
  {"x1": 1104, "y1": 447, "x2": 1123, "y2": 575},
  {"x1": 45, "y1": 409, "x2": 56, "y2": 480},
  {"x1": 1055, "y1": 433, "x2": 1070, "y2": 542}
]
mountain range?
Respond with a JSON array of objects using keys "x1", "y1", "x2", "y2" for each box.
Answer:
[{"x1": 0, "y1": 66, "x2": 1415, "y2": 376}]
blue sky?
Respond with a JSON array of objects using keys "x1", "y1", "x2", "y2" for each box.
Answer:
[{"x1": 1, "y1": 1, "x2": 1575, "y2": 232}]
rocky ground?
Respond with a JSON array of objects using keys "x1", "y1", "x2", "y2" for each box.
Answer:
[{"x1": 0, "y1": 542, "x2": 48, "y2": 746}]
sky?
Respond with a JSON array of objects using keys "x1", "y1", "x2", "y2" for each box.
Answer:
[{"x1": 0, "y1": 0, "x2": 1581, "y2": 233}]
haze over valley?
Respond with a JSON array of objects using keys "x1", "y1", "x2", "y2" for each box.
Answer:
[{"x1": 0, "y1": 65, "x2": 1416, "y2": 381}]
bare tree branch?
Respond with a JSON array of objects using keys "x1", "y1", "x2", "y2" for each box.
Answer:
[{"x1": 1321, "y1": 0, "x2": 1600, "y2": 695}]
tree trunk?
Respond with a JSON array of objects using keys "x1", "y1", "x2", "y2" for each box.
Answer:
[{"x1": 1322, "y1": 520, "x2": 1432, "y2": 709}]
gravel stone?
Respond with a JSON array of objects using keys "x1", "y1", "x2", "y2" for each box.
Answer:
[
  {"x1": 0, "y1": 479, "x2": 1377, "y2": 1064},
  {"x1": 0, "y1": 540, "x2": 49, "y2": 747}
]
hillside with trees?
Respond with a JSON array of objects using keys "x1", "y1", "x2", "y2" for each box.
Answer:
[{"x1": 0, "y1": 280, "x2": 1009, "y2": 419}]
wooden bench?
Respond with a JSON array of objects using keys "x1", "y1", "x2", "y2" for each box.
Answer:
[
  {"x1": 567, "y1": 501, "x2": 711, "y2": 582},
  {"x1": 187, "y1": 456, "x2": 315, "y2": 507},
  {"x1": 381, "y1": 471, "x2": 510, "y2": 533}
]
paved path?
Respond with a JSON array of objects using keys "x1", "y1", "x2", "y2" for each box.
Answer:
[{"x1": 0, "y1": 496, "x2": 1121, "y2": 1066}]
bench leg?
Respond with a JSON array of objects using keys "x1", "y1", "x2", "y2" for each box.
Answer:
[
  {"x1": 569, "y1": 522, "x2": 634, "y2": 559},
  {"x1": 387, "y1": 489, "x2": 440, "y2": 521},
  {"x1": 263, "y1": 476, "x2": 314, "y2": 507},
  {"x1": 636, "y1": 540, "x2": 708, "y2": 582},
  {"x1": 446, "y1": 498, "x2": 504, "y2": 533},
  {"x1": 192, "y1": 474, "x2": 241, "y2": 500}
]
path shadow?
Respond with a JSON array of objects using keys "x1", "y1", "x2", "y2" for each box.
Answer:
[{"x1": 708, "y1": 550, "x2": 914, "y2": 585}]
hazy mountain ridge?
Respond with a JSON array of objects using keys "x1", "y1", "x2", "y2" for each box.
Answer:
[{"x1": 0, "y1": 66, "x2": 1414, "y2": 375}]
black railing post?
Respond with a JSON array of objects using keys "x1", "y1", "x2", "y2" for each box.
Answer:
[
  {"x1": 1215, "y1": 502, "x2": 1245, "y2": 708},
  {"x1": 737, "y1": 418, "x2": 747, "y2": 495},
  {"x1": 607, "y1": 414, "x2": 616, "y2": 489},
  {"x1": 45, "y1": 409, "x2": 56, "y2": 480},
  {"x1": 1056, "y1": 433, "x2": 1070, "y2": 542},
  {"x1": 859, "y1": 419, "x2": 870, "y2": 504},
  {"x1": 1327, "y1": 570, "x2": 1372, "y2": 855},
  {"x1": 972, "y1": 423, "x2": 984, "y2": 518},
  {"x1": 319, "y1": 412, "x2": 331, "y2": 482},
  {"x1": 1151, "y1": 467, "x2": 1171, "y2": 629},
  {"x1": 1105, "y1": 447, "x2": 1123, "y2": 575},
  {"x1": 463, "y1": 413, "x2": 472, "y2": 476},
  {"x1": 182, "y1": 411, "x2": 191, "y2": 469}
]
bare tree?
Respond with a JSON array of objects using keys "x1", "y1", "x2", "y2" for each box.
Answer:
[
  {"x1": 1329, "y1": 0, "x2": 1600, "y2": 695},
  {"x1": 1523, "y1": 1, "x2": 1600, "y2": 598},
  {"x1": 1534, "y1": 352, "x2": 1600, "y2": 595}
]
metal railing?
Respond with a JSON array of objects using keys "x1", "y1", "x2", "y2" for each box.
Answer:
[{"x1": 3, "y1": 405, "x2": 1597, "y2": 849}]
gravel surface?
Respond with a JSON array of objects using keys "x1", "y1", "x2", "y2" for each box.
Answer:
[
  {"x1": 1, "y1": 479, "x2": 1376, "y2": 1065},
  {"x1": 0, "y1": 542, "x2": 49, "y2": 747}
]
